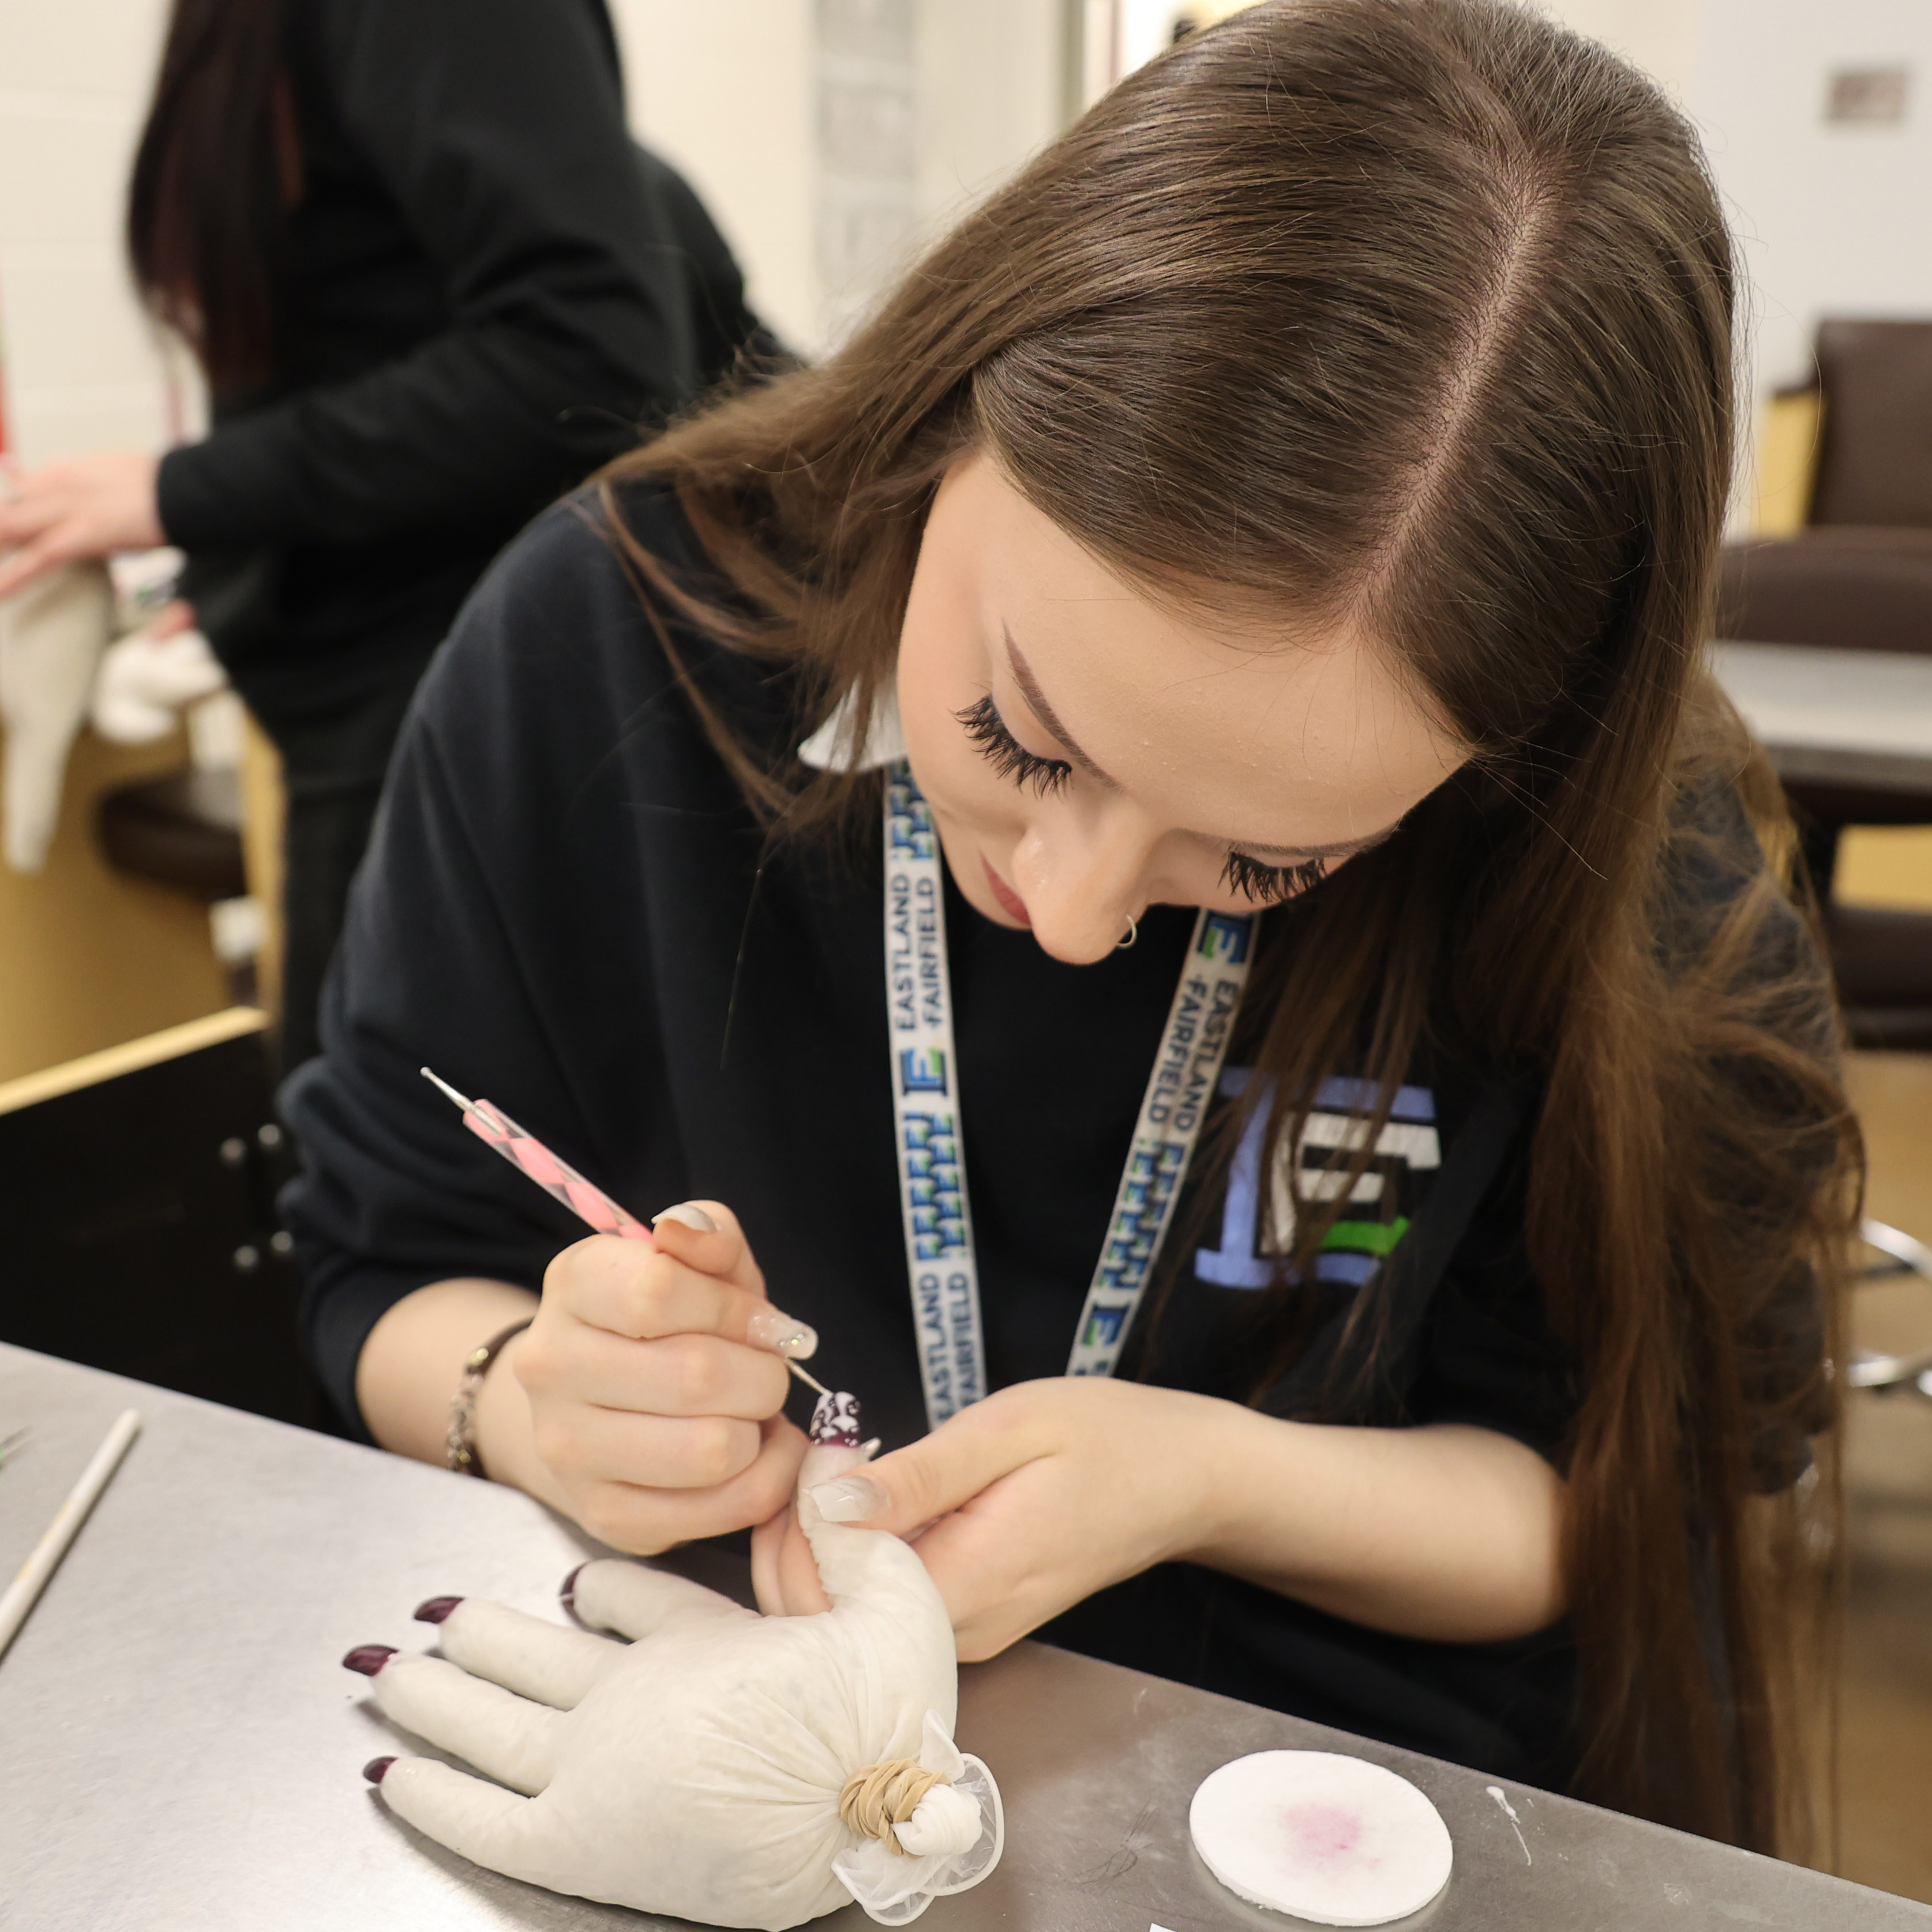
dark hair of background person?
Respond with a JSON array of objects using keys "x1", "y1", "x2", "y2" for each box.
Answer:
[
  {"x1": 129, "y1": 0, "x2": 290, "y2": 393},
  {"x1": 120, "y1": 0, "x2": 773, "y2": 1076},
  {"x1": 597, "y1": 0, "x2": 1862, "y2": 1855}
]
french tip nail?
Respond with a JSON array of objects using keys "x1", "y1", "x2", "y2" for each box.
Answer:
[
  {"x1": 808, "y1": 1475, "x2": 887, "y2": 1524},
  {"x1": 342, "y1": 1644, "x2": 396, "y2": 1677},
  {"x1": 651, "y1": 1202, "x2": 718, "y2": 1233},
  {"x1": 362, "y1": 1756, "x2": 396, "y2": 1785},
  {"x1": 560, "y1": 1562, "x2": 586, "y2": 1608},
  {"x1": 413, "y1": 1596, "x2": 462, "y2": 1625}
]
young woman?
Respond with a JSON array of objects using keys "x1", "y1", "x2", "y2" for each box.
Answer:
[{"x1": 283, "y1": 0, "x2": 1856, "y2": 1856}]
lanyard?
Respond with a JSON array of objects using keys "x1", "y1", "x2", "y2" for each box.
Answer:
[{"x1": 884, "y1": 760, "x2": 1255, "y2": 1431}]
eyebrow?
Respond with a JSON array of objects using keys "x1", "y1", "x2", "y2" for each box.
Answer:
[{"x1": 1002, "y1": 625, "x2": 1405, "y2": 864}]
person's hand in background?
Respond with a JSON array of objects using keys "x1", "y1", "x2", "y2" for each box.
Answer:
[
  {"x1": 0, "y1": 451, "x2": 164, "y2": 601},
  {"x1": 89, "y1": 598, "x2": 227, "y2": 745},
  {"x1": 785, "y1": 1379, "x2": 1567, "y2": 1657}
]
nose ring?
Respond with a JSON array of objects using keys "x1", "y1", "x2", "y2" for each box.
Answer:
[{"x1": 1116, "y1": 917, "x2": 1138, "y2": 951}]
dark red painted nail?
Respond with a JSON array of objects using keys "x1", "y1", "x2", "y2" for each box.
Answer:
[
  {"x1": 414, "y1": 1596, "x2": 462, "y2": 1625},
  {"x1": 342, "y1": 1644, "x2": 396, "y2": 1676},
  {"x1": 560, "y1": 1563, "x2": 586, "y2": 1609},
  {"x1": 362, "y1": 1756, "x2": 396, "y2": 1784}
]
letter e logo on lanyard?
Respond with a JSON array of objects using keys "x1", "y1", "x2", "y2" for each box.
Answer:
[{"x1": 884, "y1": 760, "x2": 1255, "y2": 1431}]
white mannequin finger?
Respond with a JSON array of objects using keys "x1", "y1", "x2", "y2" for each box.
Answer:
[
  {"x1": 564, "y1": 1559, "x2": 756, "y2": 1641},
  {"x1": 351, "y1": 1649, "x2": 561, "y2": 1795},
  {"x1": 367, "y1": 1755, "x2": 556, "y2": 1879},
  {"x1": 796, "y1": 1397, "x2": 961, "y2": 1717},
  {"x1": 419, "y1": 1596, "x2": 621, "y2": 1709},
  {"x1": 0, "y1": 561, "x2": 112, "y2": 871}
]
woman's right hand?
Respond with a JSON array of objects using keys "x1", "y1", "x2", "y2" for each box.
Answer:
[{"x1": 487, "y1": 1204, "x2": 815, "y2": 1553}]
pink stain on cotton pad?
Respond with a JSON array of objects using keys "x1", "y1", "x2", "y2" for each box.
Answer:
[
  {"x1": 1189, "y1": 1751, "x2": 1452, "y2": 1926},
  {"x1": 1285, "y1": 1801, "x2": 1364, "y2": 1862}
]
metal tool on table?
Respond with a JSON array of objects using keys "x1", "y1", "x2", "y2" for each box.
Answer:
[{"x1": 419, "y1": 1068, "x2": 830, "y2": 1398}]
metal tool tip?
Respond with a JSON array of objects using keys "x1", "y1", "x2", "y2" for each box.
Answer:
[{"x1": 419, "y1": 1066, "x2": 475, "y2": 1111}]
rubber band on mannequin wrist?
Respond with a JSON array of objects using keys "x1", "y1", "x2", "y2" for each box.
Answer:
[{"x1": 447, "y1": 1317, "x2": 534, "y2": 1479}]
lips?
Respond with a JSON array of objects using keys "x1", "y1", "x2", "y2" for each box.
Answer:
[{"x1": 981, "y1": 855, "x2": 1031, "y2": 926}]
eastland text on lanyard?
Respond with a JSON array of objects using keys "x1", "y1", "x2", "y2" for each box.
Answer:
[{"x1": 884, "y1": 759, "x2": 1256, "y2": 1432}]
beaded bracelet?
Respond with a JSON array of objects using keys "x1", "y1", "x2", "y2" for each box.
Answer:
[{"x1": 445, "y1": 1317, "x2": 534, "y2": 1479}]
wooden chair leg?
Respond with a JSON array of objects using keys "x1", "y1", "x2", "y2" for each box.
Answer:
[{"x1": 239, "y1": 707, "x2": 286, "y2": 1029}]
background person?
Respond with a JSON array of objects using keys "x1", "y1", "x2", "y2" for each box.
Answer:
[
  {"x1": 283, "y1": 0, "x2": 1853, "y2": 1859},
  {"x1": 0, "y1": 0, "x2": 771, "y2": 1068}
]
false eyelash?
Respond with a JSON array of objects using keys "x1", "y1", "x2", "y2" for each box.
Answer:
[
  {"x1": 1220, "y1": 848, "x2": 1331, "y2": 906},
  {"x1": 955, "y1": 695, "x2": 1074, "y2": 797}
]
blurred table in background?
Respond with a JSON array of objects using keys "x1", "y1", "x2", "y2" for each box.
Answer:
[{"x1": 1710, "y1": 641, "x2": 1932, "y2": 796}]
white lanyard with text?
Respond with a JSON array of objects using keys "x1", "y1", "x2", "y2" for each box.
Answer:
[{"x1": 884, "y1": 759, "x2": 1256, "y2": 1431}]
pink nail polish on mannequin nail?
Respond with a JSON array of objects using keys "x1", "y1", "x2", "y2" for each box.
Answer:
[
  {"x1": 414, "y1": 1596, "x2": 462, "y2": 1625},
  {"x1": 342, "y1": 1644, "x2": 396, "y2": 1676},
  {"x1": 748, "y1": 1306, "x2": 819, "y2": 1359},
  {"x1": 363, "y1": 1756, "x2": 396, "y2": 1784}
]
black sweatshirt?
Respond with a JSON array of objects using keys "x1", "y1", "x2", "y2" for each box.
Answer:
[
  {"x1": 158, "y1": 0, "x2": 760, "y2": 731},
  {"x1": 282, "y1": 487, "x2": 1820, "y2": 1793}
]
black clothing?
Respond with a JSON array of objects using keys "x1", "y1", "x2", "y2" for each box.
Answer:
[
  {"x1": 281, "y1": 487, "x2": 1817, "y2": 1792},
  {"x1": 282, "y1": 487, "x2": 1586, "y2": 1784},
  {"x1": 272, "y1": 671, "x2": 427, "y2": 1072},
  {"x1": 153, "y1": 0, "x2": 767, "y2": 1063}
]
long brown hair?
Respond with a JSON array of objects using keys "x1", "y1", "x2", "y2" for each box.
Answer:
[
  {"x1": 128, "y1": 0, "x2": 294, "y2": 392},
  {"x1": 602, "y1": 0, "x2": 1856, "y2": 1851}
]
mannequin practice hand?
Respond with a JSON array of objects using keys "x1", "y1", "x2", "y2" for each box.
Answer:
[
  {"x1": 342, "y1": 1412, "x2": 1003, "y2": 1929},
  {"x1": 493, "y1": 1205, "x2": 815, "y2": 1553},
  {"x1": 766, "y1": 1378, "x2": 1224, "y2": 1657},
  {"x1": 0, "y1": 561, "x2": 114, "y2": 872},
  {"x1": 91, "y1": 601, "x2": 226, "y2": 744},
  {"x1": 0, "y1": 451, "x2": 163, "y2": 601}
]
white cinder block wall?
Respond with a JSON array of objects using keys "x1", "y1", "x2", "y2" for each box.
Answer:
[
  {"x1": 615, "y1": 0, "x2": 1066, "y2": 355},
  {"x1": 0, "y1": 0, "x2": 179, "y2": 464},
  {"x1": 609, "y1": 0, "x2": 823, "y2": 351},
  {"x1": 14, "y1": 0, "x2": 1929, "y2": 500},
  {"x1": 0, "y1": 0, "x2": 1066, "y2": 444}
]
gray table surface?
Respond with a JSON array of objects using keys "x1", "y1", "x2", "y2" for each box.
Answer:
[
  {"x1": 1, "y1": 1344, "x2": 1923, "y2": 1932},
  {"x1": 1710, "y1": 641, "x2": 1932, "y2": 793}
]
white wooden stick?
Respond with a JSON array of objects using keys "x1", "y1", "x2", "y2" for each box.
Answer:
[{"x1": 0, "y1": 1408, "x2": 141, "y2": 1662}]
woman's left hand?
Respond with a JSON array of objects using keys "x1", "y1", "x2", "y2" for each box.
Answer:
[
  {"x1": 756, "y1": 1378, "x2": 1222, "y2": 1658},
  {"x1": 754, "y1": 1376, "x2": 1567, "y2": 1650},
  {"x1": 0, "y1": 451, "x2": 164, "y2": 601}
]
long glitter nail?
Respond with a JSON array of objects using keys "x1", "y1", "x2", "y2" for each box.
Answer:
[{"x1": 748, "y1": 1305, "x2": 819, "y2": 1360}]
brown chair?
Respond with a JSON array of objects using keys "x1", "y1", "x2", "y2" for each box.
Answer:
[
  {"x1": 1717, "y1": 320, "x2": 1932, "y2": 1050},
  {"x1": 97, "y1": 767, "x2": 247, "y2": 904}
]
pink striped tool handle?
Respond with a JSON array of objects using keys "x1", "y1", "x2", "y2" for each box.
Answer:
[{"x1": 462, "y1": 1098, "x2": 652, "y2": 1241}]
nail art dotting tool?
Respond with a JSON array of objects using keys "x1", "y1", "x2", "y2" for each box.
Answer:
[
  {"x1": 419, "y1": 1068, "x2": 829, "y2": 1398},
  {"x1": 0, "y1": 1407, "x2": 140, "y2": 1664}
]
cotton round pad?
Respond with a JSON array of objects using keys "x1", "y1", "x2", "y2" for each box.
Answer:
[{"x1": 1188, "y1": 1750, "x2": 1453, "y2": 1926}]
